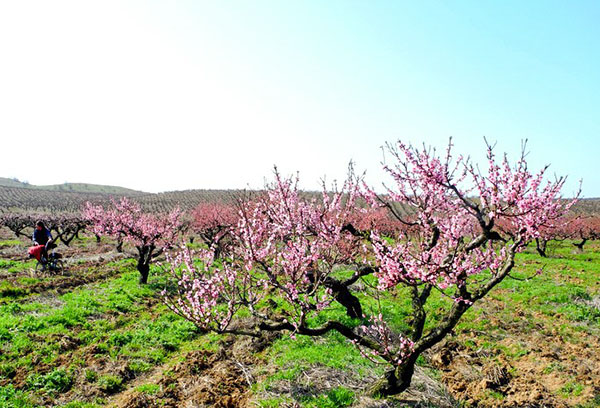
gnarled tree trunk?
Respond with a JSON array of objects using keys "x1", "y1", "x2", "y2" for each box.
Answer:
[
  {"x1": 136, "y1": 245, "x2": 155, "y2": 284},
  {"x1": 535, "y1": 238, "x2": 548, "y2": 257},
  {"x1": 573, "y1": 238, "x2": 587, "y2": 253}
]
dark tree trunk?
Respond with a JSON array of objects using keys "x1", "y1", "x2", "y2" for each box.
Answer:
[
  {"x1": 535, "y1": 238, "x2": 547, "y2": 257},
  {"x1": 136, "y1": 245, "x2": 154, "y2": 284},
  {"x1": 312, "y1": 275, "x2": 362, "y2": 319},
  {"x1": 369, "y1": 354, "x2": 419, "y2": 396},
  {"x1": 95, "y1": 234, "x2": 101, "y2": 243},
  {"x1": 331, "y1": 284, "x2": 362, "y2": 318},
  {"x1": 137, "y1": 261, "x2": 150, "y2": 284},
  {"x1": 116, "y1": 238, "x2": 123, "y2": 253},
  {"x1": 573, "y1": 238, "x2": 587, "y2": 252},
  {"x1": 213, "y1": 245, "x2": 222, "y2": 260}
]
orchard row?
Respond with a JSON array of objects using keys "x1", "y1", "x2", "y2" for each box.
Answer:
[{"x1": 1, "y1": 140, "x2": 592, "y2": 395}]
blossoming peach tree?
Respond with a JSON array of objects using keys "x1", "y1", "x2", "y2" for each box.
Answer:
[
  {"x1": 190, "y1": 202, "x2": 239, "y2": 257},
  {"x1": 163, "y1": 141, "x2": 575, "y2": 395},
  {"x1": 84, "y1": 198, "x2": 182, "y2": 284}
]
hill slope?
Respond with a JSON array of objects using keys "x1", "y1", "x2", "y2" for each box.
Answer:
[{"x1": 0, "y1": 177, "x2": 144, "y2": 195}]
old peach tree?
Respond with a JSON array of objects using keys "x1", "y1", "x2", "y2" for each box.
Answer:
[{"x1": 164, "y1": 140, "x2": 574, "y2": 395}]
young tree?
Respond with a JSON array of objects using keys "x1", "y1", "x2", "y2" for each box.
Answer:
[
  {"x1": 84, "y1": 198, "x2": 182, "y2": 284},
  {"x1": 164, "y1": 141, "x2": 575, "y2": 396}
]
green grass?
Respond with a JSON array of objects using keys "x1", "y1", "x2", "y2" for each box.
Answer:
[
  {"x1": 97, "y1": 374, "x2": 123, "y2": 393},
  {"x1": 1, "y1": 239, "x2": 599, "y2": 407},
  {"x1": 0, "y1": 281, "x2": 28, "y2": 298},
  {"x1": 299, "y1": 387, "x2": 355, "y2": 407},
  {"x1": 0, "y1": 239, "x2": 22, "y2": 248},
  {"x1": 0, "y1": 262, "x2": 198, "y2": 393},
  {"x1": 0, "y1": 385, "x2": 35, "y2": 408},
  {"x1": 59, "y1": 402, "x2": 102, "y2": 408},
  {"x1": 134, "y1": 383, "x2": 161, "y2": 395},
  {"x1": 26, "y1": 368, "x2": 73, "y2": 394},
  {"x1": 0, "y1": 259, "x2": 37, "y2": 274},
  {"x1": 559, "y1": 380, "x2": 585, "y2": 398}
]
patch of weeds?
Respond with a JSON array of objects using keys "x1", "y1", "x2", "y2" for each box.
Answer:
[
  {"x1": 300, "y1": 387, "x2": 355, "y2": 408},
  {"x1": 186, "y1": 242, "x2": 205, "y2": 250},
  {"x1": 543, "y1": 361, "x2": 563, "y2": 374},
  {"x1": 108, "y1": 332, "x2": 133, "y2": 347},
  {"x1": 117, "y1": 311, "x2": 197, "y2": 363},
  {"x1": 0, "y1": 384, "x2": 35, "y2": 407},
  {"x1": 17, "y1": 277, "x2": 40, "y2": 285},
  {"x1": 271, "y1": 366, "x2": 302, "y2": 382},
  {"x1": 270, "y1": 332, "x2": 379, "y2": 377},
  {"x1": 0, "y1": 239, "x2": 21, "y2": 248},
  {"x1": 0, "y1": 259, "x2": 19, "y2": 268},
  {"x1": 559, "y1": 381, "x2": 584, "y2": 398},
  {"x1": 135, "y1": 383, "x2": 161, "y2": 395},
  {"x1": 6, "y1": 260, "x2": 37, "y2": 273},
  {"x1": 27, "y1": 368, "x2": 73, "y2": 393},
  {"x1": 60, "y1": 401, "x2": 102, "y2": 408},
  {"x1": 0, "y1": 282, "x2": 28, "y2": 298},
  {"x1": 256, "y1": 397, "x2": 295, "y2": 407},
  {"x1": 127, "y1": 360, "x2": 152, "y2": 375},
  {"x1": 85, "y1": 369, "x2": 98, "y2": 383},
  {"x1": 487, "y1": 390, "x2": 505, "y2": 400},
  {"x1": 97, "y1": 374, "x2": 123, "y2": 393},
  {"x1": 0, "y1": 363, "x2": 16, "y2": 379}
]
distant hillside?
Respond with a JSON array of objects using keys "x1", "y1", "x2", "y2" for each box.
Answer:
[
  {"x1": 0, "y1": 185, "x2": 242, "y2": 212},
  {"x1": 0, "y1": 176, "x2": 597, "y2": 215},
  {"x1": 0, "y1": 177, "x2": 144, "y2": 195},
  {"x1": 0, "y1": 177, "x2": 30, "y2": 188}
]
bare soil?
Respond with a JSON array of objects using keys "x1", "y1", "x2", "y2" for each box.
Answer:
[{"x1": 429, "y1": 300, "x2": 600, "y2": 407}]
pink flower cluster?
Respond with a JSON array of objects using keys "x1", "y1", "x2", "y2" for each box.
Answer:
[
  {"x1": 83, "y1": 198, "x2": 182, "y2": 249},
  {"x1": 234, "y1": 171, "x2": 360, "y2": 327},
  {"x1": 162, "y1": 247, "x2": 262, "y2": 332},
  {"x1": 365, "y1": 140, "x2": 575, "y2": 293},
  {"x1": 191, "y1": 202, "x2": 238, "y2": 235}
]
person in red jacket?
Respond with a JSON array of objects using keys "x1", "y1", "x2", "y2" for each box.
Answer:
[{"x1": 32, "y1": 221, "x2": 53, "y2": 261}]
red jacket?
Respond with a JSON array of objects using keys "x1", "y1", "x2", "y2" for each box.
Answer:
[{"x1": 28, "y1": 245, "x2": 45, "y2": 261}]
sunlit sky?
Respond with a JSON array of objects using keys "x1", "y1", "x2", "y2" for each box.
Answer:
[{"x1": 0, "y1": 1, "x2": 597, "y2": 197}]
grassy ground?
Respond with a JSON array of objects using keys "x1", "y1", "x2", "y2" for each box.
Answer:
[{"x1": 0, "y1": 229, "x2": 599, "y2": 407}]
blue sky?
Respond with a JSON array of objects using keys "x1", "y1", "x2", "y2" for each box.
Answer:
[{"x1": 0, "y1": 1, "x2": 597, "y2": 197}]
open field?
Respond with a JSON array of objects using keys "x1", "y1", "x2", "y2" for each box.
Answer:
[{"x1": 1, "y1": 225, "x2": 599, "y2": 408}]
